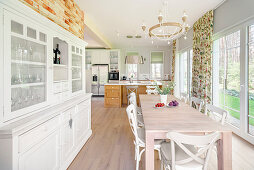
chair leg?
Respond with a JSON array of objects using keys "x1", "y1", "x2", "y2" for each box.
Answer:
[
  {"x1": 135, "y1": 146, "x2": 139, "y2": 170},
  {"x1": 158, "y1": 148, "x2": 161, "y2": 160},
  {"x1": 160, "y1": 159, "x2": 164, "y2": 170}
]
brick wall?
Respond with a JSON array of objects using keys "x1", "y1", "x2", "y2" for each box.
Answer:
[{"x1": 19, "y1": 0, "x2": 85, "y2": 39}]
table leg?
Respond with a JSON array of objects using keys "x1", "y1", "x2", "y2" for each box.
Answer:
[
  {"x1": 217, "y1": 131, "x2": 232, "y2": 170},
  {"x1": 145, "y1": 131, "x2": 154, "y2": 170}
]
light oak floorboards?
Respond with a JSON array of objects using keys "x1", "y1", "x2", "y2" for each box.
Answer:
[{"x1": 68, "y1": 97, "x2": 254, "y2": 170}]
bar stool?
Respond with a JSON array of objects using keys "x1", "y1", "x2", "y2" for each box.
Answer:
[{"x1": 126, "y1": 86, "x2": 138, "y2": 105}]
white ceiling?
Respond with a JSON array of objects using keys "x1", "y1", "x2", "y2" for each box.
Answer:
[{"x1": 76, "y1": 0, "x2": 225, "y2": 48}]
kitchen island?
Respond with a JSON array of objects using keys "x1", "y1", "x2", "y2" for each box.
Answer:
[{"x1": 104, "y1": 81, "x2": 163, "y2": 107}]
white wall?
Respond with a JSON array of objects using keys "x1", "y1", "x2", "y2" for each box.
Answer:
[
  {"x1": 214, "y1": 0, "x2": 254, "y2": 34},
  {"x1": 120, "y1": 46, "x2": 172, "y2": 80},
  {"x1": 175, "y1": 0, "x2": 254, "y2": 51}
]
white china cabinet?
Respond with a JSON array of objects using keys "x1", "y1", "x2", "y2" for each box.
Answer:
[
  {"x1": 0, "y1": 1, "x2": 92, "y2": 170},
  {"x1": 3, "y1": 10, "x2": 50, "y2": 122}
]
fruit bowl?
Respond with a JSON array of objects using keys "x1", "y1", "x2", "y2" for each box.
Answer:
[
  {"x1": 167, "y1": 100, "x2": 179, "y2": 107},
  {"x1": 154, "y1": 103, "x2": 165, "y2": 108}
]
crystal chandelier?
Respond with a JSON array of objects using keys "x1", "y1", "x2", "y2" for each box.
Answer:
[{"x1": 141, "y1": 1, "x2": 190, "y2": 43}]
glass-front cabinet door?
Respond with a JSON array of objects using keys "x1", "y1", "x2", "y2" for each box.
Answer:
[
  {"x1": 71, "y1": 45, "x2": 83, "y2": 93},
  {"x1": 3, "y1": 11, "x2": 48, "y2": 121}
]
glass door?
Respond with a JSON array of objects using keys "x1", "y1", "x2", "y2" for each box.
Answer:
[
  {"x1": 72, "y1": 45, "x2": 83, "y2": 93},
  {"x1": 213, "y1": 30, "x2": 241, "y2": 128},
  {"x1": 4, "y1": 11, "x2": 48, "y2": 121},
  {"x1": 248, "y1": 25, "x2": 254, "y2": 136}
]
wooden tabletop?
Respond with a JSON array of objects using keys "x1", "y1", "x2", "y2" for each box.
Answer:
[{"x1": 139, "y1": 95, "x2": 231, "y2": 133}]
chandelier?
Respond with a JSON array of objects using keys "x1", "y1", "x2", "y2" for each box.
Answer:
[{"x1": 141, "y1": 1, "x2": 190, "y2": 43}]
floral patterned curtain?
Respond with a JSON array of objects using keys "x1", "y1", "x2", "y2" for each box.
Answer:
[
  {"x1": 192, "y1": 10, "x2": 213, "y2": 104},
  {"x1": 171, "y1": 40, "x2": 176, "y2": 81}
]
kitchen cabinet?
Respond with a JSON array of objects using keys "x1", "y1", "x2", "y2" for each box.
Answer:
[
  {"x1": 3, "y1": 10, "x2": 50, "y2": 122},
  {"x1": 0, "y1": 1, "x2": 91, "y2": 170},
  {"x1": 0, "y1": 94, "x2": 92, "y2": 170},
  {"x1": 19, "y1": 130, "x2": 60, "y2": 170},
  {"x1": 104, "y1": 85, "x2": 122, "y2": 107},
  {"x1": 90, "y1": 50, "x2": 110, "y2": 64},
  {"x1": 0, "y1": 2, "x2": 87, "y2": 126}
]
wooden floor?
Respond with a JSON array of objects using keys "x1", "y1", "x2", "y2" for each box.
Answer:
[{"x1": 68, "y1": 97, "x2": 254, "y2": 170}]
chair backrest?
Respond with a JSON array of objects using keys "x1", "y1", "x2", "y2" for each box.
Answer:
[
  {"x1": 126, "y1": 86, "x2": 138, "y2": 105},
  {"x1": 205, "y1": 104, "x2": 228, "y2": 125},
  {"x1": 129, "y1": 92, "x2": 138, "y2": 107},
  {"x1": 129, "y1": 92, "x2": 139, "y2": 124},
  {"x1": 166, "y1": 132, "x2": 221, "y2": 170},
  {"x1": 126, "y1": 104, "x2": 140, "y2": 143},
  {"x1": 190, "y1": 97, "x2": 204, "y2": 112},
  {"x1": 180, "y1": 92, "x2": 188, "y2": 103},
  {"x1": 146, "y1": 89, "x2": 158, "y2": 95},
  {"x1": 146, "y1": 85, "x2": 156, "y2": 90},
  {"x1": 126, "y1": 86, "x2": 138, "y2": 94}
]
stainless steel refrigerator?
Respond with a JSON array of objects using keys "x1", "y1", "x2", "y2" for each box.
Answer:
[{"x1": 92, "y1": 65, "x2": 109, "y2": 96}]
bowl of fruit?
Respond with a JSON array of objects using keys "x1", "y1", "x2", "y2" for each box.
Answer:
[
  {"x1": 154, "y1": 103, "x2": 165, "y2": 108},
  {"x1": 167, "y1": 100, "x2": 179, "y2": 108}
]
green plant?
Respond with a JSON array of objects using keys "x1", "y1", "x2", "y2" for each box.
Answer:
[{"x1": 155, "y1": 81, "x2": 175, "y2": 95}]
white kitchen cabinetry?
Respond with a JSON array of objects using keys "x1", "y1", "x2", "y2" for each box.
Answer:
[
  {"x1": 3, "y1": 10, "x2": 49, "y2": 122},
  {"x1": 0, "y1": 1, "x2": 92, "y2": 170},
  {"x1": 0, "y1": 94, "x2": 92, "y2": 170},
  {"x1": 19, "y1": 130, "x2": 60, "y2": 170},
  {"x1": 91, "y1": 50, "x2": 110, "y2": 64},
  {"x1": 0, "y1": 1, "x2": 87, "y2": 126}
]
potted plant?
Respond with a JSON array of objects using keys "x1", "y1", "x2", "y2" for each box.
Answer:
[{"x1": 155, "y1": 81, "x2": 175, "y2": 104}]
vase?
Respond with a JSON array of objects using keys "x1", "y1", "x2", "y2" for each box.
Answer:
[{"x1": 160, "y1": 94, "x2": 168, "y2": 105}]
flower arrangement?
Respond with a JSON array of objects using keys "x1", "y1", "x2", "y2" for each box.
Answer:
[{"x1": 155, "y1": 81, "x2": 175, "y2": 95}]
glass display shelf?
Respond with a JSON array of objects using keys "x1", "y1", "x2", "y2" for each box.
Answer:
[
  {"x1": 72, "y1": 80, "x2": 82, "y2": 93},
  {"x1": 11, "y1": 85, "x2": 45, "y2": 112}
]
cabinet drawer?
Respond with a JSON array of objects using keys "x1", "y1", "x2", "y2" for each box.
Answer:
[
  {"x1": 105, "y1": 89, "x2": 120, "y2": 98},
  {"x1": 105, "y1": 85, "x2": 120, "y2": 90},
  {"x1": 53, "y1": 82, "x2": 62, "y2": 94},
  {"x1": 19, "y1": 116, "x2": 60, "y2": 153},
  {"x1": 105, "y1": 98, "x2": 120, "y2": 106},
  {"x1": 77, "y1": 100, "x2": 89, "y2": 112}
]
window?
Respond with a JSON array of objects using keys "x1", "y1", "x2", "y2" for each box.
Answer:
[
  {"x1": 151, "y1": 52, "x2": 163, "y2": 79},
  {"x1": 248, "y1": 25, "x2": 254, "y2": 135},
  {"x1": 179, "y1": 49, "x2": 193, "y2": 97},
  {"x1": 213, "y1": 30, "x2": 241, "y2": 128},
  {"x1": 189, "y1": 49, "x2": 193, "y2": 95},
  {"x1": 126, "y1": 52, "x2": 138, "y2": 79},
  {"x1": 180, "y1": 51, "x2": 188, "y2": 93}
]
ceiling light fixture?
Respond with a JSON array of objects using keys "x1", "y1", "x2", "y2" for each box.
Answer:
[{"x1": 141, "y1": 1, "x2": 190, "y2": 41}]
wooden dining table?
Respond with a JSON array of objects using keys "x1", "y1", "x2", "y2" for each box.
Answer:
[{"x1": 139, "y1": 95, "x2": 232, "y2": 170}]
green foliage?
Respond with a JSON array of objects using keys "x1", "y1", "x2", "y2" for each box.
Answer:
[
  {"x1": 155, "y1": 81, "x2": 175, "y2": 95},
  {"x1": 219, "y1": 91, "x2": 254, "y2": 126}
]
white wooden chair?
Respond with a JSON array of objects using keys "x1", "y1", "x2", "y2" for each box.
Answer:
[
  {"x1": 180, "y1": 92, "x2": 188, "y2": 103},
  {"x1": 190, "y1": 97, "x2": 204, "y2": 112},
  {"x1": 126, "y1": 86, "x2": 138, "y2": 105},
  {"x1": 129, "y1": 92, "x2": 142, "y2": 115},
  {"x1": 205, "y1": 104, "x2": 228, "y2": 125},
  {"x1": 126, "y1": 104, "x2": 162, "y2": 170},
  {"x1": 129, "y1": 93, "x2": 144, "y2": 127},
  {"x1": 160, "y1": 132, "x2": 221, "y2": 170},
  {"x1": 146, "y1": 86, "x2": 158, "y2": 95}
]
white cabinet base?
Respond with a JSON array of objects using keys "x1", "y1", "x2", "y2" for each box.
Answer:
[{"x1": 0, "y1": 93, "x2": 92, "y2": 170}]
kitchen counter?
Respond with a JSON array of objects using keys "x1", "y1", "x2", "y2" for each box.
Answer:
[
  {"x1": 104, "y1": 81, "x2": 165, "y2": 108},
  {"x1": 105, "y1": 80, "x2": 163, "y2": 86}
]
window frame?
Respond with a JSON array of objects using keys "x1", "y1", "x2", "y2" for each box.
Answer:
[
  {"x1": 212, "y1": 18, "x2": 254, "y2": 145},
  {"x1": 178, "y1": 48, "x2": 193, "y2": 99},
  {"x1": 150, "y1": 51, "x2": 164, "y2": 80}
]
